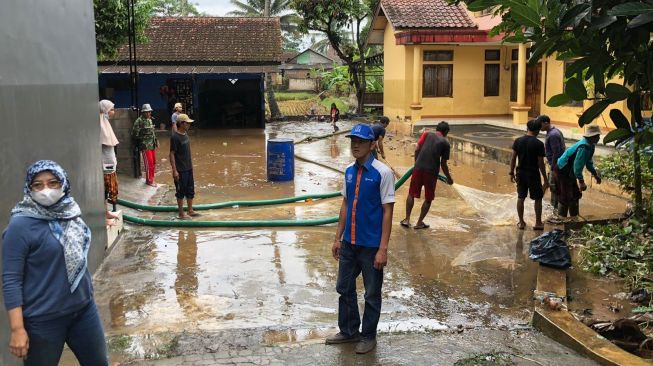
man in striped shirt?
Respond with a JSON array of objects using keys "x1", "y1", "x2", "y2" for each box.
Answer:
[{"x1": 326, "y1": 124, "x2": 396, "y2": 354}]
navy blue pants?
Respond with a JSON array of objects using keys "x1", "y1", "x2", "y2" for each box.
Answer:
[
  {"x1": 23, "y1": 301, "x2": 108, "y2": 366},
  {"x1": 336, "y1": 241, "x2": 384, "y2": 339},
  {"x1": 174, "y1": 169, "x2": 195, "y2": 199}
]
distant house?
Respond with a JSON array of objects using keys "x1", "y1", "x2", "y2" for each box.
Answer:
[
  {"x1": 98, "y1": 17, "x2": 282, "y2": 129},
  {"x1": 366, "y1": 0, "x2": 647, "y2": 127},
  {"x1": 280, "y1": 48, "x2": 339, "y2": 91}
]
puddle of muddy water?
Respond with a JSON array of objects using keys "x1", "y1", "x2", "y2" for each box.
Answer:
[{"x1": 100, "y1": 121, "x2": 630, "y2": 362}]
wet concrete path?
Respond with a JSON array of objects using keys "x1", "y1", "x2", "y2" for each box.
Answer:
[{"x1": 65, "y1": 121, "x2": 628, "y2": 365}]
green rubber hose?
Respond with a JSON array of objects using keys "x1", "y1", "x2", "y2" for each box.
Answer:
[
  {"x1": 122, "y1": 214, "x2": 340, "y2": 227},
  {"x1": 117, "y1": 192, "x2": 342, "y2": 212},
  {"x1": 118, "y1": 166, "x2": 445, "y2": 213},
  {"x1": 123, "y1": 167, "x2": 446, "y2": 228}
]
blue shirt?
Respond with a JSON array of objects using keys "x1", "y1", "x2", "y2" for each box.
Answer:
[
  {"x1": 557, "y1": 138, "x2": 597, "y2": 180},
  {"x1": 545, "y1": 127, "x2": 566, "y2": 168},
  {"x1": 342, "y1": 155, "x2": 395, "y2": 247},
  {"x1": 2, "y1": 216, "x2": 93, "y2": 320},
  {"x1": 371, "y1": 123, "x2": 386, "y2": 141}
]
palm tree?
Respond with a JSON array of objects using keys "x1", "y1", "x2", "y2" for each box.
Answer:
[{"x1": 227, "y1": 0, "x2": 301, "y2": 34}]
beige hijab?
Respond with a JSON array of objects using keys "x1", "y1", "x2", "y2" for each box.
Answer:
[{"x1": 99, "y1": 100, "x2": 119, "y2": 146}]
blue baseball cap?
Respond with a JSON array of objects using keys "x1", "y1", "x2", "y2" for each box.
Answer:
[{"x1": 345, "y1": 124, "x2": 375, "y2": 140}]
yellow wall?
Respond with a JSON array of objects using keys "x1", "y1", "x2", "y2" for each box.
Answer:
[
  {"x1": 539, "y1": 56, "x2": 631, "y2": 130},
  {"x1": 382, "y1": 22, "x2": 650, "y2": 128},
  {"x1": 382, "y1": 22, "x2": 411, "y2": 121},
  {"x1": 419, "y1": 45, "x2": 513, "y2": 117},
  {"x1": 383, "y1": 24, "x2": 514, "y2": 120}
]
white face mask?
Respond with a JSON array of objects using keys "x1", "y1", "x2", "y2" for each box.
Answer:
[{"x1": 31, "y1": 188, "x2": 65, "y2": 207}]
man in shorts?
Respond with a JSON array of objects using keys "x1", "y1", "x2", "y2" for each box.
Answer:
[
  {"x1": 169, "y1": 114, "x2": 198, "y2": 219},
  {"x1": 400, "y1": 121, "x2": 454, "y2": 230},
  {"x1": 509, "y1": 119, "x2": 549, "y2": 230}
]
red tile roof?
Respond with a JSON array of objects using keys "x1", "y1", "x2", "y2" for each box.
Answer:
[
  {"x1": 112, "y1": 17, "x2": 283, "y2": 64},
  {"x1": 382, "y1": 0, "x2": 476, "y2": 29}
]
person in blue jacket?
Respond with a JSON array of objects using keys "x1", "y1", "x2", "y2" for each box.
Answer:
[
  {"x1": 554, "y1": 125, "x2": 602, "y2": 217},
  {"x1": 2, "y1": 160, "x2": 108, "y2": 366}
]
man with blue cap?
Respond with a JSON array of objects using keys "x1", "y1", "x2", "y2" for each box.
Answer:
[{"x1": 326, "y1": 123, "x2": 396, "y2": 354}]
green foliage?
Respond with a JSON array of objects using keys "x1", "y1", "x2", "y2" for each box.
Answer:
[
  {"x1": 153, "y1": 0, "x2": 201, "y2": 16},
  {"x1": 274, "y1": 91, "x2": 317, "y2": 101},
  {"x1": 320, "y1": 97, "x2": 348, "y2": 113},
  {"x1": 317, "y1": 65, "x2": 352, "y2": 95},
  {"x1": 94, "y1": 0, "x2": 201, "y2": 60},
  {"x1": 572, "y1": 220, "x2": 653, "y2": 296},
  {"x1": 452, "y1": 0, "x2": 653, "y2": 213},
  {"x1": 291, "y1": 0, "x2": 378, "y2": 111},
  {"x1": 598, "y1": 144, "x2": 653, "y2": 204}
]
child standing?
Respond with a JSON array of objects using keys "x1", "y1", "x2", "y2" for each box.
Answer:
[{"x1": 330, "y1": 103, "x2": 340, "y2": 132}]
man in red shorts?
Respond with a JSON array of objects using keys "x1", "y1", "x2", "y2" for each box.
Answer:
[{"x1": 401, "y1": 121, "x2": 454, "y2": 229}]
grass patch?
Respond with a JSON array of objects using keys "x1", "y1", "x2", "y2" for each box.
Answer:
[
  {"x1": 274, "y1": 91, "x2": 317, "y2": 101},
  {"x1": 155, "y1": 334, "x2": 180, "y2": 359},
  {"x1": 570, "y1": 219, "x2": 653, "y2": 297},
  {"x1": 320, "y1": 97, "x2": 348, "y2": 114},
  {"x1": 107, "y1": 334, "x2": 133, "y2": 353},
  {"x1": 454, "y1": 351, "x2": 514, "y2": 366}
]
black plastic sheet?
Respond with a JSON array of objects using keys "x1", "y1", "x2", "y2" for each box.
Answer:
[{"x1": 528, "y1": 229, "x2": 572, "y2": 269}]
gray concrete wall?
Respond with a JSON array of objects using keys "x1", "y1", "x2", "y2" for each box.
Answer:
[
  {"x1": 0, "y1": 1, "x2": 105, "y2": 365},
  {"x1": 114, "y1": 109, "x2": 139, "y2": 176}
]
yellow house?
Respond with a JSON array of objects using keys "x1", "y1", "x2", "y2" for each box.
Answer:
[{"x1": 366, "y1": 0, "x2": 650, "y2": 129}]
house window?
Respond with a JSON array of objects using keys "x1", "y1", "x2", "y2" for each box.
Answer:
[
  {"x1": 563, "y1": 60, "x2": 583, "y2": 107},
  {"x1": 424, "y1": 51, "x2": 453, "y2": 62},
  {"x1": 485, "y1": 50, "x2": 501, "y2": 61},
  {"x1": 423, "y1": 65, "x2": 453, "y2": 97},
  {"x1": 484, "y1": 49, "x2": 501, "y2": 96},
  {"x1": 510, "y1": 63, "x2": 518, "y2": 101},
  {"x1": 511, "y1": 49, "x2": 519, "y2": 61}
]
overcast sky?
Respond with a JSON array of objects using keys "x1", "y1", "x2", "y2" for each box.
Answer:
[{"x1": 195, "y1": 0, "x2": 236, "y2": 16}]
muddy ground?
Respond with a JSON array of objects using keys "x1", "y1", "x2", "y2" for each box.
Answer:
[{"x1": 61, "y1": 121, "x2": 628, "y2": 365}]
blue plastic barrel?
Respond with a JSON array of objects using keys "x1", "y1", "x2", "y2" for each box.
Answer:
[{"x1": 267, "y1": 138, "x2": 294, "y2": 181}]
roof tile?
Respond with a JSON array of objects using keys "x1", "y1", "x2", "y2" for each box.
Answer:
[
  {"x1": 382, "y1": 0, "x2": 476, "y2": 29},
  {"x1": 112, "y1": 17, "x2": 283, "y2": 64}
]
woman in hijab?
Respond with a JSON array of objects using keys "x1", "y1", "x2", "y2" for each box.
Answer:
[
  {"x1": 2, "y1": 160, "x2": 108, "y2": 365},
  {"x1": 99, "y1": 100, "x2": 120, "y2": 225}
]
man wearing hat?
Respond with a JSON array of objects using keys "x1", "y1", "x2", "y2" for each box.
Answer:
[
  {"x1": 555, "y1": 124, "x2": 602, "y2": 217},
  {"x1": 326, "y1": 124, "x2": 395, "y2": 354},
  {"x1": 131, "y1": 103, "x2": 159, "y2": 186},
  {"x1": 170, "y1": 113, "x2": 198, "y2": 219},
  {"x1": 170, "y1": 102, "x2": 183, "y2": 133}
]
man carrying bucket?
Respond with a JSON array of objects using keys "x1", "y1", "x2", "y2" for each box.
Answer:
[{"x1": 326, "y1": 123, "x2": 395, "y2": 354}]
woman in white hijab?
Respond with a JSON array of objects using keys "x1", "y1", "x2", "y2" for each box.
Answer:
[{"x1": 99, "y1": 100, "x2": 120, "y2": 224}]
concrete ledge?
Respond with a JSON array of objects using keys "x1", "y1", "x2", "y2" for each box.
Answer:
[
  {"x1": 106, "y1": 210, "x2": 124, "y2": 251},
  {"x1": 533, "y1": 264, "x2": 653, "y2": 366},
  {"x1": 563, "y1": 214, "x2": 627, "y2": 231},
  {"x1": 448, "y1": 133, "x2": 513, "y2": 165},
  {"x1": 533, "y1": 307, "x2": 653, "y2": 366}
]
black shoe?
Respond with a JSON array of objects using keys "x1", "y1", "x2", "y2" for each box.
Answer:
[
  {"x1": 325, "y1": 332, "x2": 362, "y2": 345},
  {"x1": 355, "y1": 337, "x2": 376, "y2": 354}
]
